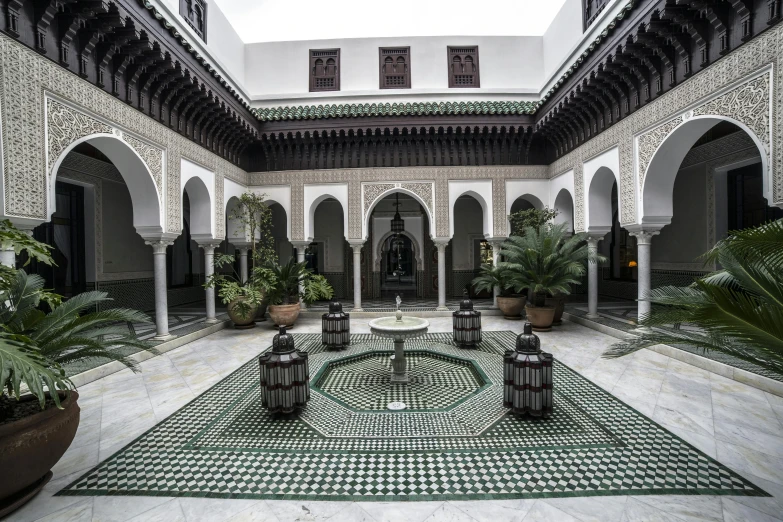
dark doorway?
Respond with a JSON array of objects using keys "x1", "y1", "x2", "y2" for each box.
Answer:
[
  {"x1": 727, "y1": 163, "x2": 783, "y2": 230},
  {"x1": 381, "y1": 234, "x2": 416, "y2": 292},
  {"x1": 31, "y1": 181, "x2": 87, "y2": 298},
  {"x1": 168, "y1": 192, "x2": 194, "y2": 287}
]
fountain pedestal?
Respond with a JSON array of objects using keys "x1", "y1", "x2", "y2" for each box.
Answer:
[{"x1": 369, "y1": 310, "x2": 429, "y2": 385}]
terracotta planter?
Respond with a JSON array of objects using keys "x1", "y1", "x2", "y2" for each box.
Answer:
[
  {"x1": 525, "y1": 305, "x2": 556, "y2": 332},
  {"x1": 545, "y1": 295, "x2": 566, "y2": 325},
  {"x1": 227, "y1": 296, "x2": 258, "y2": 329},
  {"x1": 268, "y1": 303, "x2": 301, "y2": 327},
  {"x1": 0, "y1": 391, "x2": 80, "y2": 517},
  {"x1": 497, "y1": 295, "x2": 526, "y2": 320}
]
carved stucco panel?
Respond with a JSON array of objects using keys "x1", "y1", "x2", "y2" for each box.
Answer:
[
  {"x1": 573, "y1": 159, "x2": 584, "y2": 232},
  {"x1": 215, "y1": 171, "x2": 225, "y2": 238},
  {"x1": 348, "y1": 179, "x2": 362, "y2": 239},
  {"x1": 291, "y1": 183, "x2": 304, "y2": 241},
  {"x1": 46, "y1": 98, "x2": 113, "y2": 176},
  {"x1": 166, "y1": 150, "x2": 181, "y2": 233},
  {"x1": 637, "y1": 116, "x2": 684, "y2": 188},
  {"x1": 122, "y1": 134, "x2": 164, "y2": 198},
  {"x1": 362, "y1": 183, "x2": 396, "y2": 215},
  {"x1": 492, "y1": 177, "x2": 506, "y2": 237}
]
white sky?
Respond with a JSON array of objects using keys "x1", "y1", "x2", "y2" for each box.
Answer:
[{"x1": 213, "y1": 0, "x2": 569, "y2": 43}]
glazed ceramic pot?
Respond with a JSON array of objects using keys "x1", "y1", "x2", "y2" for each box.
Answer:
[
  {"x1": 544, "y1": 295, "x2": 566, "y2": 325},
  {"x1": 268, "y1": 303, "x2": 301, "y2": 327},
  {"x1": 525, "y1": 305, "x2": 556, "y2": 332},
  {"x1": 0, "y1": 391, "x2": 80, "y2": 518},
  {"x1": 496, "y1": 295, "x2": 526, "y2": 320}
]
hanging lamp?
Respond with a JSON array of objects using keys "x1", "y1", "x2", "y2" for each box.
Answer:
[{"x1": 390, "y1": 193, "x2": 405, "y2": 235}]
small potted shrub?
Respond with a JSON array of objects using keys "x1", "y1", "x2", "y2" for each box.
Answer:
[
  {"x1": 472, "y1": 264, "x2": 526, "y2": 319},
  {"x1": 256, "y1": 259, "x2": 334, "y2": 327},
  {"x1": 205, "y1": 253, "x2": 263, "y2": 328},
  {"x1": 502, "y1": 223, "x2": 603, "y2": 332},
  {"x1": 0, "y1": 221, "x2": 154, "y2": 517}
]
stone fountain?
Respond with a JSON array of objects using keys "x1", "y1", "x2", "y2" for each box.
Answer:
[{"x1": 368, "y1": 295, "x2": 429, "y2": 385}]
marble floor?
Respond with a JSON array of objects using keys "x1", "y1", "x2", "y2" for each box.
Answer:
[{"x1": 7, "y1": 316, "x2": 783, "y2": 522}]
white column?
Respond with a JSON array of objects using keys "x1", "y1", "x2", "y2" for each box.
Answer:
[
  {"x1": 237, "y1": 247, "x2": 250, "y2": 284},
  {"x1": 585, "y1": 236, "x2": 601, "y2": 319},
  {"x1": 291, "y1": 241, "x2": 309, "y2": 311},
  {"x1": 349, "y1": 241, "x2": 364, "y2": 312},
  {"x1": 488, "y1": 238, "x2": 505, "y2": 308},
  {"x1": 0, "y1": 245, "x2": 15, "y2": 267},
  {"x1": 145, "y1": 239, "x2": 175, "y2": 340},
  {"x1": 199, "y1": 242, "x2": 221, "y2": 323},
  {"x1": 630, "y1": 229, "x2": 660, "y2": 325},
  {"x1": 434, "y1": 238, "x2": 450, "y2": 311}
]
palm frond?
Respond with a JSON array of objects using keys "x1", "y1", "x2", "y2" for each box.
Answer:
[{"x1": 0, "y1": 332, "x2": 72, "y2": 408}]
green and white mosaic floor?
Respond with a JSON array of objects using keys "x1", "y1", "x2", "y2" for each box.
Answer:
[{"x1": 57, "y1": 332, "x2": 767, "y2": 502}]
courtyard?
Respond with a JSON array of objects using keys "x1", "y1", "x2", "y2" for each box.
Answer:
[{"x1": 5, "y1": 314, "x2": 781, "y2": 522}]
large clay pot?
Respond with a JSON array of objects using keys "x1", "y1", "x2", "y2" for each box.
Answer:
[
  {"x1": 497, "y1": 295, "x2": 526, "y2": 320},
  {"x1": 227, "y1": 296, "x2": 258, "y2": 329},
  {"x1": 0, "y1": 391, "x2": 80, "y2": 517},
  {"x1": 545, "y1": 295, "x2": 566, "y2": 325},
  {"x1": 268, "y1": 303, "x2": 301, "y2": 327},
  {"x1": 525, "y1": 305, "x2": 556, "y2": 332}
]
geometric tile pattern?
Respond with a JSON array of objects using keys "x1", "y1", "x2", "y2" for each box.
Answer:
[
  {"x1": 57, "y1": 332, "x2": 767, "y2": 501},
  {"x1": 313, "y1": 351, "x2": 486, "y2": 412},
  {"x1": 307, "y1": 297, "x2": 496, "y2": 312}
]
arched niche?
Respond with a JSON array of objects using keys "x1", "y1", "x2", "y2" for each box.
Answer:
[
  {"x1": 50, "y1": 134, "x2": 162, "y2": 236},
  {"x1": 641, "y1": 115, "x2": 770, "y2": 227},
  {"x1": 553, "y1": 189, "x2": 575, "y2": 233},
  {"x1": 374, "y1": 230, "x2": 423, "y2": 271},
  {"x1": 364, "y1": 188, "x2": 434, "y2": 241},
  {"x1": 448, "y1": 180, "x2": 492, "y2": 238},
  {"x1": 183, "y1": 176, "x2": 213, "y2": 240},
  {"x1": 587, "y1": 166, "x2": 618, "y2": 232}
]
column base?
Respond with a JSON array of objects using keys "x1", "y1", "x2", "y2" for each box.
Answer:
[
  {"x1": 633, "y1": 326, "x2": 652, "y2": 334},
  {"x1": 585, "y1": 313, "x2": 600, "y2": 320},
  {"x1": 203, "y1": 318, "x2": 220, "y2": 324},
  {"x1": 351, "y1": 307, "x2": 364, "y2": 313},
  {"x1": 436, "y1": 306, "x2": 449, "y2": 312},
  {"x1": 153, "y1": 333, "x2": 176, "y2": 341}
]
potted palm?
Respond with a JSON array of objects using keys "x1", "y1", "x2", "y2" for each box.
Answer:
[
  {"x1": 472, "y1": 264, "x2": 526, "y2": 319},
  {"x1": 205, "y1": 253, "x2": 263, "y2": 328},
  {"x1": 502, "y1": 223, "x2": 602, "y2": 331},
  {"x1": 0, "y1": 221, "x2": 154, "y2": 517},
  {"x1": 255, "y1": 259, "x2": 334, "y2": 327},
  {"x1": 603, "y1": 220, "x2": 783, "y2": 372}
]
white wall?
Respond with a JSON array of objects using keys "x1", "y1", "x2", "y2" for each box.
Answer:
[
  {"x1": 155, "y1": 0, "x2": 246, "y2": 90},
  {"x1": 542, "y1": 0, "x2": 583, "y2": 81},
  {"x1": 246, "y1": 36, "x2": 543, "y2": 103}
]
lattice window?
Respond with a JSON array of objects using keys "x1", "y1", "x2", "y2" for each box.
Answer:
[
  {"x1": 379, "y1": 47, "x2": 410, "y2": 89},
  {"x1": 180, "y1": 0, "x2": 207, "y2": 42},
  {"x1": 448, "y1": 46, "x2": 479, "y2": 88},
  {"x1": 310, "y1": 49, "x2": 340, "y2": 92}
]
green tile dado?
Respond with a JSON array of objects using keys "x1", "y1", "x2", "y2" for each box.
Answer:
[{"x1": 57, "y1": 332, "x2": 768, "y2": 502}]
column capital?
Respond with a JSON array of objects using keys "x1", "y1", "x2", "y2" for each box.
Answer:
[
  {"x1": 626, "y1": 226, "x2": 662, "y2": 245},
  {"x1": 348, "y1": 240, "x2": 365, "y2": 253},
  {"x1": 486, "y1": 236, "x2": 507, "y2": 247},
  {"x1": 145, "y1": 238, "x2": 175, "y2": 253},
  {"x1": 237, "y1": 246, "x2": 251, "y2": 255},
  {"x1": 196, "y1": 241, "x2": 222, "y2": 251},
  {"x1": 290, "y1": 240, "x2": 311, "y2": 249},
  {"x1": 432, "y1": 237, "x2": 451, "y2": 249}
]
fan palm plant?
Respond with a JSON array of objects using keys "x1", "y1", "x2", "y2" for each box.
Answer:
[
  {"x1": 602, "y1": 219, "x2": 783, "y2": 374},
  {"x1": 500, "y1": 223, "x2": 603, "y2": 306},
  {"x1": 471, "y1": 264, "x2": 515, "y2": 297}
]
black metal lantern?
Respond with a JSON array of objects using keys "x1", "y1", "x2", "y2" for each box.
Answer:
[
  {"x1": 322, "y1": 300, "x2": 350, "y2": 349},
  {"x1": 390, "y1": 192, "x2": 405, "y2": 235},
  {"x1": 259, "y1": 326, "x2": 310, "y2": 414},
  {"x1": 453, "y1": 290, "x2": 482, "y2": 348},
  {"x1": 503, "y1": 322, "x2": 553, "y2": 418}
]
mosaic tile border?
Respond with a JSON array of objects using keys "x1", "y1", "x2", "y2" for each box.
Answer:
[{"x1": 57, "y1": 332, "x2": 768, "y2": 502}]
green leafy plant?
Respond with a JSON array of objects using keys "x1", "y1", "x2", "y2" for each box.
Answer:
[
  {"x1": 254, "y1": 259, "x2": 333, "y2": 306},
  {"x1": 500, "y1": 223, "x2": 604, "y2": 306},
  {"x1": 228, "y1": 192, "x2": 275, "y2": 271},
  {"x1": 603, "y1": 220, "x2": 783, "y2": 374},
  {"x1": 471, "y1": 264, "x2": 515, "y2": 297},
  {"x1": 0, "y1": 221, "x2": 154, "y2": 415},
  {"x1": 508, "y1": 207, "x2": 559, "y2": 237},
  {"x1": 204, "y1": 253, "x2": 263, "y2": 321}
]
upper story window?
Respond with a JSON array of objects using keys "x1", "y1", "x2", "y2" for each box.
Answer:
[
  {"x1": 310, "y1": 49, "x2": 340, "y2": 92},
  {"x1": 583, "y1": 0, "x2": 609, "y2": 31},
  {"x1": 379, "y1": 47, "x2": 410, "y2": 89},
  {"x1": 448, "y1": 46, "x2": 479, "y2": 88},
  {"x1": 180, "y1": 0, "x2": 207, "y2": 42}
]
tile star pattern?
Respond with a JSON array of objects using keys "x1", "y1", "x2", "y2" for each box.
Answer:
[{"x1": 57, "y1": 332, "x2": 767, "y2": 502}]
